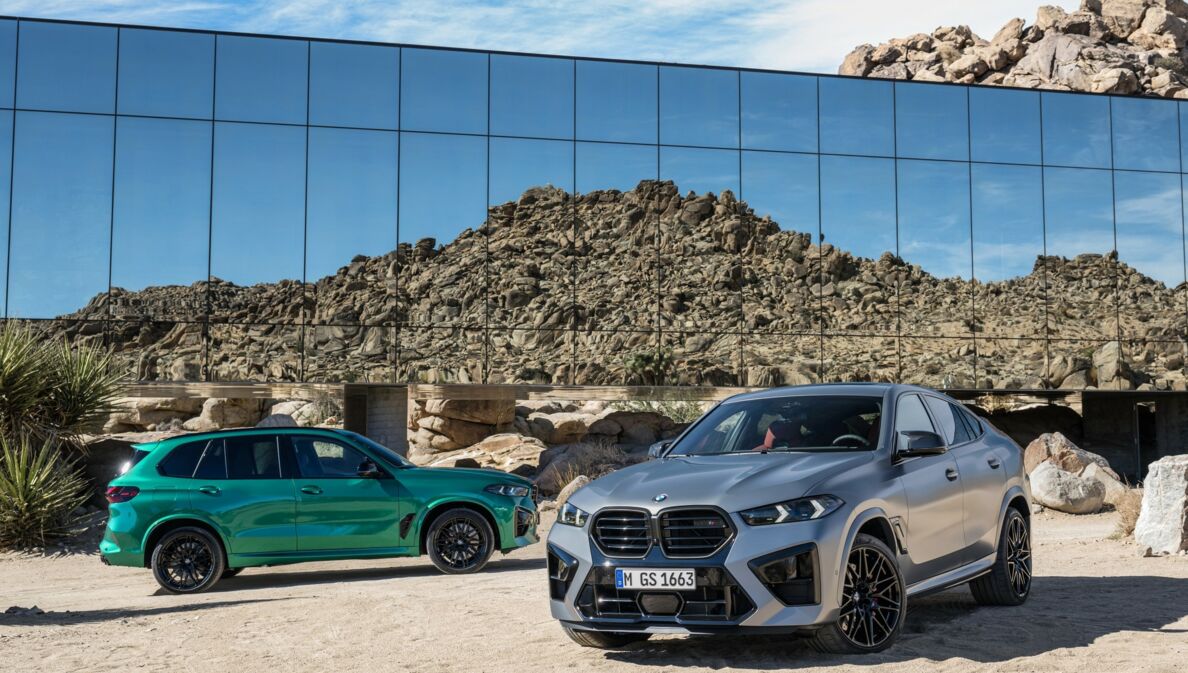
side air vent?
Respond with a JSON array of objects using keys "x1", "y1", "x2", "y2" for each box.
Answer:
[
  {"x1": 659, "y1": 509, "x2": 733, "y2": 557},
  {"x1": 591, "y1": 509, "x2": 651, "y2": 557}
]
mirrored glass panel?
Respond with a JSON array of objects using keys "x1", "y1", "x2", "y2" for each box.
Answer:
[
  {"x1": 1041, "y1": 92, "x2": 1110, "y2": 168},
  {"x1": 0, "y1": 20, "x2": 16, "y2": 108},
  {"x1": 741, "y1": 151, "x2": 817, "y2": 334},
  {"x1": 210, "y1": 122, "x2": 306, "y2": 322},
  {"x1": 900, "y1": 337, "x2": 975, "y2": 389},
  {"x1": 306, "y1": 127, "x2": 398, "y2": 324},
  {"x1": 819, "y1": 155, "x2": 896, "y2": 333},
  {"x1": 1046, "y1": 339, "x2": 1107, "y2": 390},
  {"x1": 9, "y1": 112, "x2": 112, "y2": 319},
  {"x1": 1044, "y1": 167, "x2": 1116, "y2": 338},
  {"x1": 663, "y1": 331, "x2": 741, "y2": 386},
  {"x1": 17, "y1": 21, "x2": 116, "y2": 113},
  {"x1": 660, "y1": 147, "x2": 740, "y2": 331},
  {"x1": 487, "y1": 329, "x2": 572, "y2": 384},
  {"x1": 742, "y1": 334, "x2": 821, "y2": 387},
  {"x1": 660, "y1": 66, "x2": 738, "y2": 148},
  {"x1": 0, "y1": 111, "x2": 9, "y2": 314},
  {"x1": 309, "y1": 41, "x2": 398, "y2": 130},
  {"x1": 1114, "y1": 171, "x2": 1184, "y2": 337},
  {"x1": 574, "y1": 330, "x2": 656, "y2": 385},
  {"x1": 111, "y1": 117, "x2": 211, "y2": 322},
  {"x1": 398, "y1": 327, "x2": 484, "y2": 383},
  {"x1": 1126, "y1": 339, "x2": 1187, "y2": 392},
  {"x1": 305, "y1": 325, "x2": 394, "y2": 382},
  {"x1": 971, "y1": 163, "x2": 1045, "y2": 338},
  {"x1": 575, "y1": 142, "x2": 657, "y2": 331},
  {"x1": 401, "y1": 48, "x2": 487, "y2": 134},
  {"x1": 822, "y1": 335, "x2": 898, "y2": 383},
  {"x1": 740, "y1": 71, "x2": 816, "y2": 152},
  {"x1": 491, "y1": 54, "x2": 573, "y2": 139},
  {"x1": 1111, "y1": 96, "x2": 1179, "y2": 172},
  {"x1": 399, "y1": 132, "x2": 486, "y2": 326},
  {"x1": 208, "y1": 323, "x2": 301, "y2": 381},
  {"x1": 118, "y1": 28, "x2": 214, "y2": 119},
  {"x1": 895, "y1": 82, "x2": 968, "y2": 161},
  {"x1": 576, "y1": 60, "x2": 657, "y2": 144},
  {"x1": 970, "y1": 88, "x2": 1040, "y2": 165},
  {"x1": 818, "y1": 77, "x2": 893, "y2": 157},
  {"x1": 976, "y1": 338, "x2": 1046, "y2": 390},
  {"x1": 897, "y1": 159, "x2": 971, "y2": 335},
  {"x1": 109, "y1": 320, "x2": 205, "y2": 382},
  {"x1": 488, "y1": 137, "x2": 573, "y2": 329},
  {"x1": 215, "y1": 35, "x2": 307, "y2": 124}
]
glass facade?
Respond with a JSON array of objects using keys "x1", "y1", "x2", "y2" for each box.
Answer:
[{"x1": 3, "y1": 18, "x2": 1187, "y2": 392}]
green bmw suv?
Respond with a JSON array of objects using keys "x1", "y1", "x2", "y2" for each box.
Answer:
[{"x1": 100, "y1": 427, "x2": 538, "y2": 593}]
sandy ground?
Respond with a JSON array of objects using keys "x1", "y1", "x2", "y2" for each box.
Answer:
[{"x1": 1, "y1": 510, "x2": 1186, "y2": 673}]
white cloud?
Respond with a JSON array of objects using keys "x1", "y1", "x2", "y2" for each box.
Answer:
[{"x1": 0, "y1": 0, "x2": 1071, "y2": 72}]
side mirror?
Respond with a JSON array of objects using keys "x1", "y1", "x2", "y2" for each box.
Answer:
[
  {"x1": 647, "y1": 441, "x2": 671, "y2": 459},
  {"x1": 357, "y1": 460, "x2": 383, "y2": 478},
  {"x1": 895, "y1": 431, "x2": 947, "y2": 458}
]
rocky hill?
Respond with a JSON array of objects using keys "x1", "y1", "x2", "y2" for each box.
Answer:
[
  {"x1": 841, "y1": 1, "x2": 1188, "y2": 96},
  {"x1": 49, "y1": 180, "x2": 1188, "y2": 391}
]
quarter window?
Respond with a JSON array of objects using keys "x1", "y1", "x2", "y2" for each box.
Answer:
[
  {"x1": 894, "y1": 394, "x2": 936, "y2": 452},
  {"x1": 225, "y1": 435, "x2": 282, "y2": 479},
  {"x1": 292, "y1": 436, "x2": 372, "y2": 478}
]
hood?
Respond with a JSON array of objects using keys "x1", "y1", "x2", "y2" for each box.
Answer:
[{"x1": 571, "y1": 451, "x2": 873, "y2": 513}]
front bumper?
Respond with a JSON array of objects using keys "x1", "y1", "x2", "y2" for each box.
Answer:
[{"x1": 547, "y1": 508, "x2": 849, "y2": 634}]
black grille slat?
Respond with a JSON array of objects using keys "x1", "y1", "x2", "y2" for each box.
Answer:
[
  {"x1": 592, "y1": 509, "x2": 650, "y2": 557},
  {"x1": 659, "y1": 509, "x2": 731, "y2": 557}
]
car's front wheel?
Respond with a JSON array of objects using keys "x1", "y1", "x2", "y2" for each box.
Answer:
[
  {"x1": 150, "y1": 526, "x2": 225, "y2": 594},
  {"x1": 562, "y1": 626, "x2": 651, "y2": 649},
  {"x1": 810, "y1": 533, "x2": 905, "y2": 654},
  {"x1": 969, "y1": 508, "x2": 1031, "y2": 606},
  {"x1": 426, "y1": 508, "x2": 495, "y2": 574}
]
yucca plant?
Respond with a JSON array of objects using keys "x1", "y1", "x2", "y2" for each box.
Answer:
[{"x1": 0, "y1": 434, "x2": 88, "y2": 549}]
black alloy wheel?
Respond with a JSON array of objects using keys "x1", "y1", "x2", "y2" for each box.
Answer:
[
  {"x1": 809, "y1": 534, "x2": 905, "y2": 654},
  {"x1": 150, "y1": 527, "x2": 225, "y2": 594},
  {"x1": 1004, "y1": 514, "x2": 1032, "y2": 597},
  {"x1": 427, "y1": 508, "x2": 494, "y2": 574},
  {"x1": 970, "y1": 508, "x2": 1032, "y2": 606}
]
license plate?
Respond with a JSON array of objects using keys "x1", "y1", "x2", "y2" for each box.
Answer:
[{"x1": 614, "y1": 568, "x2": 696, "y2": 590}]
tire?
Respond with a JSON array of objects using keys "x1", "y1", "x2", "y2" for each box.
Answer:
[
  {"x1": 221, "y1": 567, "x2": 243, "y2": 579},
  {"x1": 426, "y1": 508, "x2": 495, "y2": 574},
  {"x1": 810, "y1": 534, "x2": 906, "y2": 655},
  {"x1": 150, "y1": 526, "x2": 226, "y2": 595},
  {"x1": 562, "y1": 625, "x2": 651, "y2": 649},
  {"x1": 969, "y1": 508, "x2": 1031, "y2": 606}
]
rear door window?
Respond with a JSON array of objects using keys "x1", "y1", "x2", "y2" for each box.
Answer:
[
  {"x1": 193, "y1": 440, "x2": 227, "y2": 479},
  {"x1": 225, "y1": 435, "x2": 282, "y2": 479}
]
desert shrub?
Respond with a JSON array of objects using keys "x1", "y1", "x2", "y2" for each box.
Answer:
[
  {"x1": 623, "y1": 347, "x2": 674, "y2": 385},
  {"x1": 307, "y1": 391, "x2": 343, "y2": 426},
  {"x1": 0, "y1": 434, "x2": 88, "y2": 549},
  {"x1": 610, "y1": 399, "x2": 707, "y2": 424},
  {"x1": 1154, "y1": 55, "x2": 1188, "y2": 77},
  {"x1": 1113, "y1": 488, "x2": 1144, "y2": 539}
]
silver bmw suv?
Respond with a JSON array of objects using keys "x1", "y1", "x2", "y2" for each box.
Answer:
[{"x1": 547, "y1": 384, "x2": 1032, "y2": 653}]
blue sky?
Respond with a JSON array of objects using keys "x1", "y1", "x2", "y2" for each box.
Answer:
[{"x1": 0, "y1": 0, "x2": 1065, "y2": 72}]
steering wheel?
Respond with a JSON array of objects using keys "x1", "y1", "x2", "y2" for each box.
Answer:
[{"x1": 831, "y1": 433, "x2": 870, "y2": 447}]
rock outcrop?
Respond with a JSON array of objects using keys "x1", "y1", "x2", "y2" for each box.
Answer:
[
  {"x1": 1023, "y1": 431, "x2": 1130, "y2": 511},
  {"x1": 1134, "y1": 454, "x2": 1188, "y2": 553},
  {"x1": 1031, "y1": 460, "x2": 1108, "y2": 513},
  {"x1": 840, "y1": 1, "x2": 1188, "y2": 97}
]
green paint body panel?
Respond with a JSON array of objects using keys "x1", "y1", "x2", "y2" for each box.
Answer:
[{"x1": 99, "y1": 427, "x2": 538, "y2": 570}]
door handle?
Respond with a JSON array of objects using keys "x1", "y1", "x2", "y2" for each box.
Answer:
[
  {"x1": 945, "y1": 467, "x2": 959, "y2": 481},
  {"x1": 197, "y1": 485, "x2": 220, "y2": 495},
  {"x1": 301, "y1": 485, "x2": 323, "y2": 495},
  {"x1": 987, "y1": 457, "x2": 1002, "y2": 469}
]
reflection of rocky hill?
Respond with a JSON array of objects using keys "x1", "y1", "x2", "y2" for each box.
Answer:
[{"x1": 50, "y1": 180, "x2": 1188, "y2": 390}]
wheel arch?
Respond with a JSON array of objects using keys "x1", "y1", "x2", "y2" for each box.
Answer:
[
  {"x1": 417, "y1": 499, "x2": 502, "y2": 555},
  {"x1": 141, "y1": 515, "x2": 229, "y2": 569},
  {"x1": 836, "y1": 507, "x2": 898, "y2": 593},
  {"x1": 994, "y1": 485, "x2": 1031, "y2": 545}
]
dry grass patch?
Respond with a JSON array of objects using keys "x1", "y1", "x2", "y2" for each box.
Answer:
[{"x1": 1112, "y1": 488, "x2": 1144, "y2": 539}]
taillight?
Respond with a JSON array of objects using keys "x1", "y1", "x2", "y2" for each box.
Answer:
[{"x1": 105, "y1": 486, "x2": 140, "y2": 503}]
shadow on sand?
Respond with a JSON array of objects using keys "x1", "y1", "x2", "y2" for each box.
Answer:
[
  {"x1": 603, "y1": 575, "x2": 1188, "y2": 669},
  {"x1": 0, "y1": 598, "x2": 292, "y2": 627}
]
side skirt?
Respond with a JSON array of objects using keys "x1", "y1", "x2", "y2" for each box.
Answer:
[
  {"x1": 228, "y1": 546, "x2": 416, "y2": 568},
  {"x1": 905, "y1": 552, "x2": 996, "y2": 599}
]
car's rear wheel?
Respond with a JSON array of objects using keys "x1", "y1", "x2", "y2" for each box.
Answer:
[
  {"x1": 426, "y1": 508, "x2": 495, "y2": 574},
  {"x1": 810, "y1": 533, "x2": 905, "y2": 654},
  {"x1": 151, "y1": 526, "x2": 225, "y2": 594},
  {"x1": 969, "y1": 508, "x2": 1031, "y2": 606},
  {"x1": 562, "y1": 625, "x2": 651, "y2": 649}
]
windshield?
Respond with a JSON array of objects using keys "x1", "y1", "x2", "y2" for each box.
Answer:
[
  {"x1": 341, "y1": 430, "x2": 413, "y2": 468},
  {"x1": 668, "y1": 395, "x2": 883, "y2": 456}
]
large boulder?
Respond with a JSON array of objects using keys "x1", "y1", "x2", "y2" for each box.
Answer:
[
  {"x1": 535, "y1": 442, "x2": 641, "y2": 495},
  {"x1": 1134, "y1": 454, "x2": 1188, "y2": 554},
  {"x1": 527, "y1": 411, "x2": 594, "y2": 444},
  {"x1": 1024, "y1": 432, "x2": 1115, "y2": 477},
  {"x1": 1030, "y1": 462, "x2": 1106, "y2": 514},
  {"x1": 182, "y1": 398, "x2": 264, "y2": 432},
  {"x1": 417, "y1": 433, "x2": 548, "y2": 474},
  {"x1": 421, "y1": 399, "x2": 515, "y2": 425}
]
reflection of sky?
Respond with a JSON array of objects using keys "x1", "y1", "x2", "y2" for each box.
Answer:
[
  {"x1": 400, "y1": 132, "x2": 485, "y2": 246},
  {"x1": 1111, "y1": 97, "x2": 1179, "y2": 172},
  {"x1": 819, "y1": 77, "x2": 893, "y2": 157},
  {"x1": 1114, "y1": 171, "x2": 1184, "y2": 286},
  {"x1": 660, "y1": 66, "x2": 738, "y2": 148},
  {"x1": 971, "y1": 164, "x2": 1043, "y2": 282},
  {"x1": 490, "y1": 138, "x2": 572, "y2": 204},
  {"x1": 820, "y1": 155, "x2": 895, "y2": 260},
  {"x1": 661, "y1": 147, "x2": 739, "y2": 197},
  {"x1": 741, "y1": 71, "x2": 816, "y2": 152},
  {"x1": 1044, "y1": 167, "x2": 1114, "y2": 258},
  {"x1": 895, "y1": 83, "x2": 967, "y2": 162},
  {"x1": 970, "y1": 88, "x2": 1040, "y2": 165},
  {"x1": 576, "y1": 142, "x2": 656, "y2": 193},
  {"x1": 1042, "y1": 93, "x2": 1111, "y2": 169},
  {"x1": 897, "y1": 160, "x2": 970, "y2": 279},
  {"x1": 741, "y1": 151, "x2": 817, "y2": 234}
]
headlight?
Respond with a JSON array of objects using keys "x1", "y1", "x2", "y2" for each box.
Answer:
[
  {"x1": 484, "y1": 483, "x2": 531, "y2": 498},
  {"x1": 739, "y1": 495, "x2": 844, "y2": 526},
  {"x1": 557, "y1": 502, "x2": 589, "y2": 527}
]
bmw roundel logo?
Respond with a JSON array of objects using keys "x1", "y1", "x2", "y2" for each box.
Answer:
[{"x1": 653, "y1": 493, "x2": 668, "y2": 502}]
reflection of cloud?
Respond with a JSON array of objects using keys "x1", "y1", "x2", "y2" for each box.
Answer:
[
  {"x1": 12, "y1": 0, "x2": 1054, "y2": 72},
  {"x1": 901, "y1": 238, "x2": 969, "y2": 279}
]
